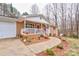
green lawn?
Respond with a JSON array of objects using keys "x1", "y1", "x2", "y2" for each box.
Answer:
[{"x1": 64, "y1": 37, "x2": 79, "y2": 56}]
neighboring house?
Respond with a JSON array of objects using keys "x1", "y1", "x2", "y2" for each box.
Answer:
[
  {"x1": 0, "y1": 16, "x2": 17, "y2": 39},
  {"x1": 16, "y1": 14, "x2": 50, "y2": 37}
]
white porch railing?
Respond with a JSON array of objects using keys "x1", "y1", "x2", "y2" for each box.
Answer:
[{"x1": 22, "y1": 28, "x2": 46, "y2": 35}]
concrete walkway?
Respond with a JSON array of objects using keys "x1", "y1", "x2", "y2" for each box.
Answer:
[
  {"x1": 0, "y1": 37, "x2": 61, "y2": 56},
  {"x1": 26, "y1": 37, "x2": 61, "y2": 54}
]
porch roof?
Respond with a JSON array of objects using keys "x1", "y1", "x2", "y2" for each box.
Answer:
[{"x1": 25, "y1": 18, "x2": 49, "y2": 25}]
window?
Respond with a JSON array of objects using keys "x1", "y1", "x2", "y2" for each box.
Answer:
[{"x1": 26, "y1": 24, "x2": 32, "y2": 28}]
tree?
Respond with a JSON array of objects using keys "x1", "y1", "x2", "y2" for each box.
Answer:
[
  {"x1": 44, "y1": 4, "x2": 51, "y2": 23},
  {"x1": 68, "y1": 4, "x2": 73, "y2": 36},
  {"x1": 10, "y1": 3, "x2": 13, "y2": 13},
  {"x1": 75, "y1": 3, "x2": 79, "y2": 38},
  {"x1": 60, "y1": 3, "x2": 67, "y2": 35},
  {"x1": 52, "y1": 3, "x2": 58, "y2": 27},
  {"x1": 43, "y1": 3, "x2": 79, "y2": 38},
  {"x1": 30, "y1": 4, "x2": 39, "y2": 14},
  {"x1": 22, "y1": 12, "x2": 28, "y2": 15},
  {"x1": 3, "y1": 3, "x2": 7, "y2": 16}
]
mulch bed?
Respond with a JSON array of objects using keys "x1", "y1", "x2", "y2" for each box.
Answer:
[{"x1": 36, "y1": 38, "x2": 69, "y2": 56}]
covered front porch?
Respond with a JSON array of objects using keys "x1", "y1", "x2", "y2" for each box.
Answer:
[{"x1": 16, "y1": 17, "x2": 50, "y2": 38}]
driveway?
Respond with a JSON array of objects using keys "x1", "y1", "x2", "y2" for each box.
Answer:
[
  {"x1": 0, "y1": 37, "x2": 61, "y2": 56},
  {"x1": 0, "y1": 38, "x2": 35, "y2": 56}
]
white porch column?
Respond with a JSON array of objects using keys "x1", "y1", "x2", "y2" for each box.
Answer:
[{"x1": 24, "y1": 20, "x2": 26, "y2": 28}]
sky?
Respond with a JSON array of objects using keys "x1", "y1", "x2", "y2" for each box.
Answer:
[
  {"x1": 12, "y1": 3, "x2": 47, "y2": 14},
  {"x1": 3, "y1": 0, "x2": 79, "y2": 14}
]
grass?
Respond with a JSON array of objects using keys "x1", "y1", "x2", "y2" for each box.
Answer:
[
  {"x1": 65, "y1": 49, "x2": 79, "y2": 56},
  {"x1": 63, "y1": 37, "x2": 79, "y2": 56},
  {"x1": 46, "y1": 48, "x2": 55, "y2": 56}
]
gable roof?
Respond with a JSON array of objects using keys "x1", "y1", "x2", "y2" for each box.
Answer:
[
  {"x1": 22, "y1": 14, "x2": 49, "y2": 25},
  {"x1": 25, "y1": 14, "x2": 46, "y2": 19}
]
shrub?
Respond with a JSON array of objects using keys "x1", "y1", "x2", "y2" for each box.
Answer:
[
  {"x1": 49, "y1": 33, "x2": 51, "y2": 36},
  {"x1": 72, "y1": 35, "x2": 78, "y2": 38},
  {"x1": 46, "y1": 48, "x2": 55, "y2": 56},
  {"x1": 57, "y1": 45, "x2": 63, "y2": 49},
  {"x1": 40, "y1": 34, "x2": 44, "y2": 37},
  {"x1": 64, "y1": 34, "x2": 78, "y2": 39}
]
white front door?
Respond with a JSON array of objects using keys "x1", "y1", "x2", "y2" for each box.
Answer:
[{"x1": 0, "y1": 22, "x2": 16, "y2": 39}]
